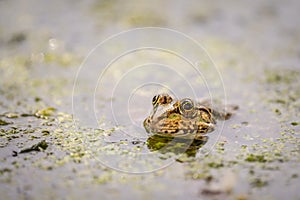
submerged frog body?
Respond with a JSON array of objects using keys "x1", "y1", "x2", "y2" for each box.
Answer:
[{"x1": 143, "y1": 94, "x2": 237, "y2": 140}]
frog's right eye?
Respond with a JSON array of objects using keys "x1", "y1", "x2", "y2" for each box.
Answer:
[
  {"x1": 152, "y1": 95, "x2": 159, "y2": 106},
  {"x1": 179, "y1": 98, "x2": 196, "y2": 118},
  {"x1": 180, "y1": 99, "x2": 194, "y2": 112}
]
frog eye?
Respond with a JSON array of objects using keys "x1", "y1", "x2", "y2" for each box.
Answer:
[
  {"x1": 152, "y1": 95, "x2": 159, "y2": 106},
  {"x1": 179, "y1": 98, "x2": 195, "y2": 117},
  {"x1": 180, "y1": 98, "x2": 194, "y2": 111}
]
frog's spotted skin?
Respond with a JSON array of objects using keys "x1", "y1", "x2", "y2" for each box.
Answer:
[{"x1": 143, "y1": 94, "x2": 237, "y2": 139}]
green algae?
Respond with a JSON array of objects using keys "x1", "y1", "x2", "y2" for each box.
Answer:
[
  {"x1": 34, "y1": 107, "x2": 56, "y2": 119},
  {"x1": 251, "y1": 178, "x2": 268, "y2": 188},
  {"x1": 0, "y1": 119, "x2": 12, "y2": 126},
  {"x1": 19, "y1": 140, "x2": 48, "y2": 154},
  {"x1": 0, "y1": 57, "x2": 296, "y2": 200},
  {"x1": 264, "y1": 68, "x2": 300, "y2": 85},
  {"x1": 7, "y1": 32, "x2": 26, "y2": 44},
  {"x1": 291, "y1": 122, "x2": 299, "y2": 126},
  {"x1": 124, "y1": 12, "x2": 166, "y2": 27},
  {"x1": 93, "y1": 173, "x2": 113, "y2": 184},
  {"x1": 91, "y1": 0, "x2": 166, "y2": 28},
  {"x1": 43, "y1": 52, "x2": 82, "y2": 67},
  {"x1": 245, "y1": 154, "x2": 266, "y2": 163},
  {"x1": 0, "y1": 168, "x2": 12, "y2": 175},
  {"x1": 262, "y1": 68, "x2": 300, "y2": 122}
]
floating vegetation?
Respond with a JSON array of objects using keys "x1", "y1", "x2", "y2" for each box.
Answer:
[
  {"x1": 7, "y1": 32, "x2": 26, "y2": 44},
  {"x1": 291, "y1": 122, "x2": 298, "y2": 126},
  {"x1": 263, "y1": 68, "x2": 300, "y2": 122},
  {"x1": 19, "y1": 140, "x2": 48, "y2": 154},
  {"x1": 250, "y1": 177, "x2": 268, "y2": 188},
  {"x1": 245, "y1": 154, "x2": 266, "y2": 163},
  {"x1": 34, "y1": 107, "x2": 56, "y2": 119},
  {"x1": 0, "y1": 119, "x2": 12, "y2": 126}
]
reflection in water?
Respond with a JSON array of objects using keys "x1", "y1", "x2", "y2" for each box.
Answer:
[{"x1": 146, "y1": 134, "x2": 208, "y2": 157}]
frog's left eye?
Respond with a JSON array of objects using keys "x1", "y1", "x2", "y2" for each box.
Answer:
[
  {"x1": 179, "y1": 98, "x2": 195, "y2": 117},
  {"x1": 152, "y1": 95, "x2": 159, "y2": 106}
]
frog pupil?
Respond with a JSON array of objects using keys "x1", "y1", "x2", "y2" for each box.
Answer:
[
  {"x1": 181, "y1": 99, "x2": 193, "y2": 111},
  {"x1": 183, "y1": 102, "x2": 192, "y2": 110}
]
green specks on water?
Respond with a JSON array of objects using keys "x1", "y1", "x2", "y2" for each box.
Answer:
[
  {"x1": 125, "y1": 12, "x2": 166, "y2": 27},
  {"x1": 264, "y1": 68, "x2": 300, "y2": 85},
  {"x1": 263, "y1": 68, "x2": 300, "y2": 123},
  {"x1": 93, "y1": 173, "x2": 113, "y2": 184},
  {"x1": 250, "y1": 178, "x2": 268, "y2": 188},
  {"x1": 215, "y1": 141, "x2": 226, "y2": 153},
  {"x1": 91, "y1": 0, "x2": 166, "y2": 28},
  {"x1": 41, "y1": 130, "x2": 50, "y2": 136},
  {"x1": 43, "y1": 52, "x2": 81, "y2": 67},
  {"x1": 35, "y1": 107, "x2": 56, "y2": 119},
  {"x1": 191, "y1": 170, "x2": 212, "y2": 181},
  {"x1": 245, "y1": 154, "x2": 266, "y2": 163},
  {"x1": 19, "y1": 140, "x2": 48, "y2": 154},
  {"x1": 8, "y1": 32, "x2": 26, "y2": 44},
  {"x1": 4, "y1": 112, "x2": 19, "y2": 119},
  {"x1": 273, "y1": 108, "x2": 282, "y2": 115},
  {"x1": 0, "y1": 119, "x2": 12, "y2": 126},
  {"x1": 291, "y1": 122, "x2": 298, "y2": 126},
  {"x1": 230, "y1": 124, "x2": 241, "y2": 129},
  {"x1": 291, "y1": 174, "x2": 298, "y2": 179},
  {"x1": 207, "y1": 161, "x2": 224, "y2": 168},
  {"x1": 0, "y1": 168, "x2": 12, "y2": 176}
]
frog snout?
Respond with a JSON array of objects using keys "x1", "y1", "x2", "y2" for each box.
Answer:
[{"x1": 207, "y1": 123, "x2": 215, "y2": 133}]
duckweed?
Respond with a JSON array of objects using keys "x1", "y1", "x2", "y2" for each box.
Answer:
[
  {"x1": 245, "y1": 154, "x2": 266, "y2": 163},
  {"x1": 250, "y1": 178, "x2": 268, "y2": 188},
  {"x1": 0, "y1": 119, "x2": 12, "y2": 126},
  {"x1": 291, "y1": 122, "x2": 298, "y2": 126},
  {"x1": 19, "y1": 140, "x2": 48, "y2": 153}
]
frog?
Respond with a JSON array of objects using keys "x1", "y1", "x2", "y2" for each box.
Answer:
[{"x1": 143, "y1": 94, "x2": 237, "y2": 140}]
